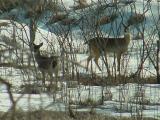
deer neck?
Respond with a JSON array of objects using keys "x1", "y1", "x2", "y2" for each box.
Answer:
[
  {"x1": 124, "y1": 32, "x2": 131, "y2": 45},
  {"x1": 34, "y1": 50, "x2": 42, "y2": 61}
]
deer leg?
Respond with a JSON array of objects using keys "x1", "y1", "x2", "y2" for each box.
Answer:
[
  {"x1": 41, "y1": 71, "x2": 46, "y2": 92},
  {"x1": 48, "y1": 71, "x2": 56, "y2": 102},
  {"x1": 86, "y1": 55, "x2": 92, "y2": 71},
  {"x1": 47, "y1": 70, "x2": 54, "y2": 92},
  {"x1": 49, "y1": 71, "x2": 53, "y2": 85},
  {"x1": 54, "y1": 66, "x2": 59, "y2": 87},
  {"x1": 117, "y1": 53, "x2": 122, "y2": 72},
  {"x1": 41, "y1": 71, "x2": 45, "y2": 86},
  {"x1": 94, "y1": 55, "x2": 101, "y2": 71},
  {"x1": 104, "y1": 54, "x2": 110, "y2": 76}
]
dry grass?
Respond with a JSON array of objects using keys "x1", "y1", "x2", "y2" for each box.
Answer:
[
  {"x1": 0, "y1": 110, "x2": 158, "y2": 120},
  {"x1": 76, "y1": 73, "x2": 157, "y2": 86}
]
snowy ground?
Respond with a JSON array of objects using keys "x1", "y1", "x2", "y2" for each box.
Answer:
[
  {"x1": 0, "y1": 23, "x2": 158, "y2": 119},
  {"x1": 1, "y1": 83, "x2": 160, "y2": 119},
  {"x1": 0, "y1": 0, "x2": 160, "y2": 119}
]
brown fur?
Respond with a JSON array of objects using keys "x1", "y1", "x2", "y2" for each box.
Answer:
[
  {"x1": 33, "y1": 43, "x2": 59, "y2": 85},
  {"x1": 86, "y1": 30, "x2": 131, "y2": 73}
]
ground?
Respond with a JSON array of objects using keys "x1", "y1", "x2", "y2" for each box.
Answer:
[{"x1": 0, "y1": 110, "x2": 158, "y2": 120}]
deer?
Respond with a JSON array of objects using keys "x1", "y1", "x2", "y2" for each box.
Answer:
[
  {"x1": 85, "y1": 24, "x2": 131, "y2": 75},
  {"x1": 32, "y1": 42, "x2": 59, "y2": 87}
]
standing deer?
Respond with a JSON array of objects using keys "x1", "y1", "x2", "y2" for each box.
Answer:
[
  {"x1": 85, "y1": 24, "x2": 131, "y2": 74},
  {"x1": 32, "y1": 42, "x2": 59, "y2": 86}
]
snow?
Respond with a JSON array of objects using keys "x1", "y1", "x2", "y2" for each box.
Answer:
[
  {"x1": 0, "y1": 0, "x2": 160, "y2": 119},
  {"x1": 1, "y1": 83, "x2": 160, "y2": 119}
]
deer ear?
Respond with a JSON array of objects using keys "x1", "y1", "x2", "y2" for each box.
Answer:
[
  {"x1": 40, "y1": 42, "x2": 43, "y2": 46},
  {"x1": 124, "y1": 26, "x2": 129, "y2": 32},
  {"x1": 122, "y1": 23, "x2": 130, "y2": 32}
]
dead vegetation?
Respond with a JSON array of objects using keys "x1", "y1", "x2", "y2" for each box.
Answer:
[
  {"x1": 75, "y1": 73, "x2": 157, "y2": 86},
  {"x1": 0, "y1": 0, "x2": 159, "y2": 119},
  {"x1": 0, "y1": 110, "x2": 158, "y2": 120}
]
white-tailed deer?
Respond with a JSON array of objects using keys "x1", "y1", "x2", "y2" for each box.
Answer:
[
  {"x1": 85, "y1": 24, "x2": 131, "y2": 74},
  {"x1": 32, "y1": 42, "x2": 59, "y2": 86}
]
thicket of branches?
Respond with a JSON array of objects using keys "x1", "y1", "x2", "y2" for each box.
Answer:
[{"x1": 0, "y1": 0, "x2": 160, "y2": 120}]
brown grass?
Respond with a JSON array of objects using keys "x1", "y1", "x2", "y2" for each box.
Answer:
[
  {"x1": 75, "y1": 73, "x2": 157, "y2": 86},
  {"x1": 0, "y1": 110, "x2": 158, "y2": 120}
]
